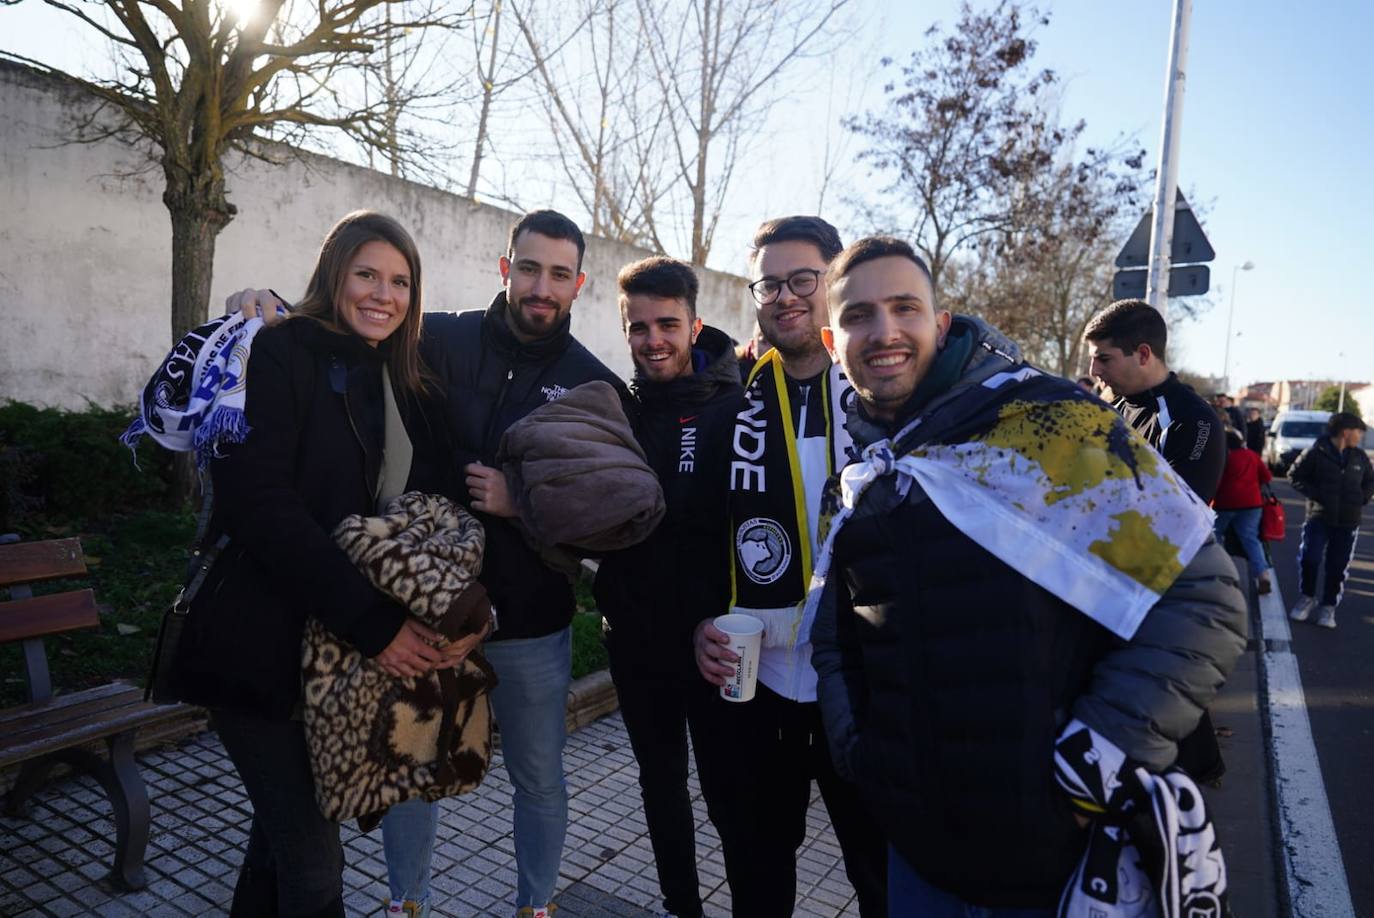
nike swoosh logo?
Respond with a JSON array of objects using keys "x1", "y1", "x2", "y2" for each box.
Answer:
[{"x1": 679, "y1": 416, "x2": 698, "y2": 425}]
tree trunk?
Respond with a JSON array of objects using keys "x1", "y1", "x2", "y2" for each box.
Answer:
[
  {"x1": 166, "y1": 200, "x2": 228, "y2": 344},
  {"x1": 164, "y1": 182, "x2": 232, "y2": 508}
]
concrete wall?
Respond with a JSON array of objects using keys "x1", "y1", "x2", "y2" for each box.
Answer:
[{"x1": 0, "y1": 62, "x2": 754, "y2": 409}]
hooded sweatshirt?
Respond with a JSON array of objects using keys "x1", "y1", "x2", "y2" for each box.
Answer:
[{"x1": 594, "y1": 326, "x2": 744, "y2": 678}]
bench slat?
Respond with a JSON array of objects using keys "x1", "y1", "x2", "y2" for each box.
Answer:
[
  {"x1": 0, "y1": 682, "x2": 143, "y2": 732},
  {"x1": 0, "y1": 695, "x2": 183, "y2": 767},
  {"x1": 0, "y1": 589, "x2": 100, "y2": 644},
  {"x1": 0, "y1": 538, "x2": 87, "y2": 588}
]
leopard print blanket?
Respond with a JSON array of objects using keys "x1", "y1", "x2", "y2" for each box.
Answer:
[{"x1": 303, "y1": 491, "x2": 496, "y2": 828}]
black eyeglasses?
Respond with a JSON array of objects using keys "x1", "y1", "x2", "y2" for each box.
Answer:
[{"x1": 748, "y1": 268, "x2": 823, "y2": 306}]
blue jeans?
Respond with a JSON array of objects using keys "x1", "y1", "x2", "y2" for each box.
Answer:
[
  {"x1": 381, "y1": 627, "x2": 572, "y2": 909},
  {"x1": 381, "y1": 798, "x2": 439, "y2": 904},
  {"x1": 1214, "y1": 507, "x2": 1268, "y2": 575},
  {"x1": 485, "y1": 626, "x2": 573, "y2": 908},
  {"x1": 889, "y1": 845, "x2": 1053, "y2": 918}
]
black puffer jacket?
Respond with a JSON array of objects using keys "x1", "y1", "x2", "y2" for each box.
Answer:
[
  {"x1": 1289, "y1": 435, "x2": 1374, "y2": 528},
  {"x1": 812, "y1": 316, "x2": 1247, "y2": 907},
  {"x1": 173, "y1": 319, "x2": 452, "y2": 719},
  {"x1": 421, "y1": 293, "x2": 625, "y2": 641},
  {"x1": 594, "y1": 327, "x2": 743, "y2": 679}
]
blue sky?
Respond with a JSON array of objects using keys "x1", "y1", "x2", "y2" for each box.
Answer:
[
  {"x1": 4, "y1": 0, "x2": 1370, "y2": 387},
  {"x1": 1017, "y1": 0, "x2": 1374, "y2": 388}
]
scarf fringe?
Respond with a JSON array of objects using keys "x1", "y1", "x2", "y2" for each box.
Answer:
[
  {"x1": 191, "y1": 406, "x2": 251, "y2": 472},
  {"x1": 119, "y1": 417, "x2": 147, "y2": 471}
]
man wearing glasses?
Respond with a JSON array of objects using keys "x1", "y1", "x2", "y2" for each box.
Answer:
[{"x1": 693, "y1": 216, "x2": 887, "y2": 916}]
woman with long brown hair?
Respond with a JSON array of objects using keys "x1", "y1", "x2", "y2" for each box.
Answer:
[{"x1": 168, "y1": 211, "x2": 478, "y2": 916}]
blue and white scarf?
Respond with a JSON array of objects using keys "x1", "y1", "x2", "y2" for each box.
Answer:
[{"x1": 120, "y1": 312, "x2": 268, "y2": 470}]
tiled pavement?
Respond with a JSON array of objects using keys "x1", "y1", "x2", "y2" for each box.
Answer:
[{"x1": 0, "y1": 711, "x2": 860, "y2": 917}]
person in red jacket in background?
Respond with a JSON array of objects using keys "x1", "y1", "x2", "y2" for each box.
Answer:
[{"x1": 1214, "y1": 427, "x2": 1274, "y2": 594}]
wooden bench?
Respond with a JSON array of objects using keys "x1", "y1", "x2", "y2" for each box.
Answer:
[{"x1": 1, "y1": 537, "x2": 188, "y2": 890}]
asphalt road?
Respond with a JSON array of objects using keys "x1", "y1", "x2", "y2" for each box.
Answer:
[{"x1": 1266, "y1": 480, "x2": 1374, "y2": 916}]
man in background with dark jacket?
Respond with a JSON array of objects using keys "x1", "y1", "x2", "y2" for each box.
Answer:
[
  {"x1": 1288, "y1": 412, "x2": 1374, "y2": 629},
  {"x1": 593, "y1": 256, "x2": 742, "y2": 918},
  {"x1": 1246, "y1": 406, "x2": 1268, "y2": 453},
  {"x1": 1084, "y1": 297, "x2": 1229, "y2": 783},
  {"x1": 811, "y1": 236, "x2": 1247, "y2": 913},
  {"x1": 1085, "y1": 299, "x2": 1226, "y2": 501}
]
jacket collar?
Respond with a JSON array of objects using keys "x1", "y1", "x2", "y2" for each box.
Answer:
[{"x1": 1119, "y1": 372, "x2": 1183, "y2": 409}]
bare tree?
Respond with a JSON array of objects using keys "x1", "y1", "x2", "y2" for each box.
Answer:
[
  {"x1": 357, "y1": 0, "x2": 466, "y2": 186},
  {"x1": 945, "y1": 141, "x2": 1150, "y2": 375},
  {"x1": 846, "y1": 0, "x2": 1068, "y2": 289},
  {"x1": 636, "y1": 0, "x2": 850, "y2": 265},
  {"x1": 508, "y1": 0, "x2": 669, "y2": 247},
  {"x1": 1, "y1": 0, "x2": 463, "y2": 345}
]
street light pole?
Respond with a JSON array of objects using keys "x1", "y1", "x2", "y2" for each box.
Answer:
[
  {"x1": 1222, "y1": 260, "x2": 1254, "y2": 395},
  {"x1": 1146, "y1": 0, "x2": 1193, "y2": 316}
]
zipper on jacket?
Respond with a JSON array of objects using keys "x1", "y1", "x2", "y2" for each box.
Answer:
[
  {"x1": 339, "y1": 362, "x2": 373, "y2": 504},
  {"x1": 482, "y1": 368, "x2": 516, "y2": 461}
]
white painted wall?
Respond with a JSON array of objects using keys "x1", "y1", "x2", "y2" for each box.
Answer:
[{"x1": 0, "y1": 62, "x2": 755, "y2": 409}]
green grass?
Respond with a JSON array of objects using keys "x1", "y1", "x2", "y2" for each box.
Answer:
[
  {"x1": 1, "y1": 510, "x2": 194, "y2": 707},
  {"x1": 570, "y1": 610, "x2": 609, "y2": 680}
]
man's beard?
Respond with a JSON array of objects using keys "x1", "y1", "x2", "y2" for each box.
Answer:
[
  {"x1": 772, "y1": 329, "x2": 827, "y2": 364},
  {"x1": 508, "y1": 297, "x2": 564, "y2": 339}
]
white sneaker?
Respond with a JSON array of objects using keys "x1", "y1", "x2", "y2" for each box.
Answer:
[
  {"x1": 1289, "y1": 596, "x2": 1317, "y2": 622},
  {"x1": 1315, "y1": 605, "x2": 1337, "y2": 629}
]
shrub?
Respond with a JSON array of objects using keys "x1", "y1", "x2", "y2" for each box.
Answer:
[
  {"x1": 0, "y1": 401, "x2": 175, "y2": 531},
  {"x1": 570, "y1": 611, "x2": 609, "y2": 679}
]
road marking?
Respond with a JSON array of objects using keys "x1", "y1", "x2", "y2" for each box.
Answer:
[{"x1": 1258, "y1": 585, "x2": 1355, "y2": 917}]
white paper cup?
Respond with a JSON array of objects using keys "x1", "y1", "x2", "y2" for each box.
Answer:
[{"x1": 715, "y1": 613, "x2": 764, "y2": 702}]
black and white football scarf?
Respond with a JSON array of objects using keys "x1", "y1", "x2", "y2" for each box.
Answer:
[
  {"x1": 727, "y1": 349, "x2": 851, "y2": 649},
  {"x1": 1054, "y1": 719, "x2": 1229, "y2": 918}
]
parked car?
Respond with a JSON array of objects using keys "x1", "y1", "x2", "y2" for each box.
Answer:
[{"x1": 1265, "y1": 409, "x2": 1331, "y2": 475}]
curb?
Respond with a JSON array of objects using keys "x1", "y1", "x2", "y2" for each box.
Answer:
[{"x1": 564, "y1": 669, "x2": 619, "y2": 733}]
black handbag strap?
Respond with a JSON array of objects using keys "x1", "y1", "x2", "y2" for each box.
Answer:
[{"x1": 175, "y1": 479, "x2": 229, "y2": 615}]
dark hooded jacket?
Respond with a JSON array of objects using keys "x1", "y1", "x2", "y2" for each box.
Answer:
[
  {"x1": 811, "y1": 315, "x2": 1247, "y2": 907},
  {"x1": 1289, "y1": 434, "x2": 1374, "y2": 528},
  {"x1": 594, "y1": 326, "x2": 744, "y2": 679},
  {"x1": 420, "y1": 293, "x2": 625, "y2": 641}
]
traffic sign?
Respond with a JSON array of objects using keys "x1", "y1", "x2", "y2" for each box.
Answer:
[
  {"x1": 1112, "y1": 265, "x2": 1210, "y2": 300},
  {"x1": 1115, "y1": 189, "x2": 1215, "y2": 269}
]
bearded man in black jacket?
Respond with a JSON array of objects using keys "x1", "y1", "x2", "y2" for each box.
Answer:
[{"x1": 593, "y1": 257, "x2": 743, "y2": 918}]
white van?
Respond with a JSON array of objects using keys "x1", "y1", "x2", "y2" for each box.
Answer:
[{"x1": 1264, "y1": 409, "x2": 1330, "y2": 475}]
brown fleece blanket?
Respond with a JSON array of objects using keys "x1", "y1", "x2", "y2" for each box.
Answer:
[
  {"x1": 303, "y1": 491, "x2": 495, "y2": 829},
  {"x1": 497, "y1": 380, "x2": 665, "y2": 553}
]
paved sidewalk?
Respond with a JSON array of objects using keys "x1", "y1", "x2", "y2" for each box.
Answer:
[{"x1": 0, "y1": 711, "x2": 861, "y2": 917}]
